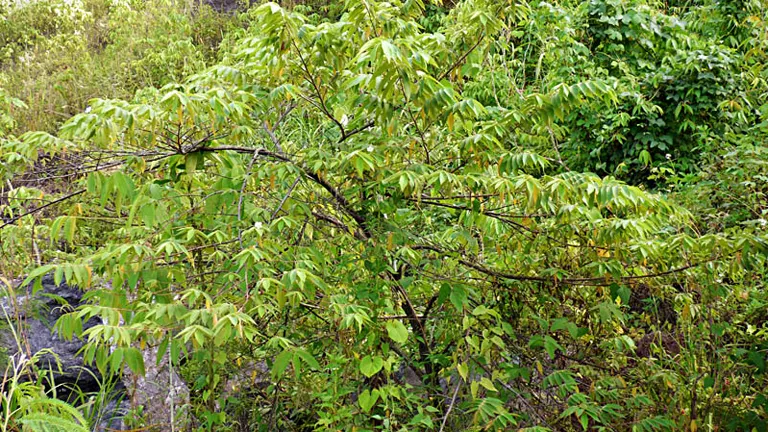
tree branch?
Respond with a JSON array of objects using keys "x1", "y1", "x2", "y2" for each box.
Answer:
[
  {"x1": 1, "y1": 189, "x2": 86, "y2": 230},
  {"x1": 438, "y1": 34, "x2": 486, "y2": 81},
  {"x1": 201, "y1": 145, "x2": 372, "y2": 239},
  {"x1": 411, "y1": 244, "x2": 705, "y2": 286}
]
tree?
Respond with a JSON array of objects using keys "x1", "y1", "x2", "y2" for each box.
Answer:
[{"x1": 1, "y1": 0, "x2": 766, "y2": 430}]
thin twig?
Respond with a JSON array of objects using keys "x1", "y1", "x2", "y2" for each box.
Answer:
[
  {"x1": 237, "y1": 149, "x2": 262, "y2": 247},
  {"x1": 0, "y1": 189, "x2": 86, "y2": 230},
  {"x1": 439, "y1": 378, "x2": 463, "y2": 432},
  {"x1": 438, "y1": 35, "x2": 486, "y2": 81},
  {"x1": 271, "y1": 176, "x2": 301, "y2": 221},
  {"x1": 411, "y1": 244, "x2": 706, "y2": 286},
  {"x1": 291, "y1": 39, "x2": 347, "y2": 138}
]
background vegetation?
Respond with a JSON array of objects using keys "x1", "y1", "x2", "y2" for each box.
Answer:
[{"x1": 1, "y1": 0, "x2": 767, "y2": 430}]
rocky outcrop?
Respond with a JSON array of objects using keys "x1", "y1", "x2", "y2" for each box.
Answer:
[
  {"x1": 0, "y1": 274, "x2": 106, "y2": 398},
  {"x1": 204, "y1": 0, "x2": 250, "y2": 13},
  {"x1": 0, "y1": 274, "x2": 189, "y2": 431},
  {"x1": 122, "y1": 344, "x2": 190, "y2": 430}
]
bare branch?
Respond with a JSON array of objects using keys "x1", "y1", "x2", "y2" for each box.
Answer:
[
  {"x1": 1, "y1": 189, "x2": 86, "y2": 231},
  {"x1": 411, "y1": 244, "x2": 705, "y2": 286}
]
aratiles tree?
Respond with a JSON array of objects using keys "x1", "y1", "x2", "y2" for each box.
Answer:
[{"x1": 1, "y1": 0, "x2": 767, "y2": 430}]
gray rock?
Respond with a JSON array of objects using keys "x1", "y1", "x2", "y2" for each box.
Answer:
[
  {"x1": 122, "y1": 344, "x2": 191, "y2": 430},
  {"x1": 0, "y1": 274, "x2": 190, "y2": 431},
  {"x1": 394, "y1": 362, "x2": 424, "y2": 387},
  {"x1": 204, "y1": 0, "x2": 250, "y2": 13},
  {"x1": 0, "y1": 274, "x2": 104, "y2": 397},
  {"x1": 87, "y1": 390, "x2": 131, "y2": 431}
]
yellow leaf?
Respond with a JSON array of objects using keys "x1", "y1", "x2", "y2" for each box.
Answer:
[
  {"x1": 616, "y1": 376, "x2": 626, "y2": 388},
  {"x1": 457, "y1": 363, "x2": 468, "y2": 381},
  {"x1": 479, "y1": 377, "x2": 497, "y2": 392}
]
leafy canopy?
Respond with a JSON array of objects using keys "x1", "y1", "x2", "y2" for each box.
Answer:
[{"x1": 1, "y1": 0, "x2": 767, "y2": 430}]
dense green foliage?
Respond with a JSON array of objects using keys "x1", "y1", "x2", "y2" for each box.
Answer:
[{"x1": 1, "y1": 0, "x2": 767, "y2": 431}]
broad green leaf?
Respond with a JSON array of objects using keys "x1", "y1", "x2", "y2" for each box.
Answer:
[
  {"x1": 360, "y1": 355, "x2": 384, "y2": 377},
  {"x1": 386, "y1": 321, "x2": 409, "y2": 344}
]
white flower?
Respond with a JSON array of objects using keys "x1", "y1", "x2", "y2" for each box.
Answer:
[
  {"x1": 254, "y1": 221, "x2": 263, "y2": 229},
  {"x1": 367, "y1": 145, "x2": 374, "y2": 153},
  {"x1": 341, "y1": 114, "x2": 349, "y2": 127},
  {"x1": 85, "y1": 106, "x2": 92, "y2": 113},
  {"x1": 665, "y1": 153, "x2": 671, "y2": 160}
]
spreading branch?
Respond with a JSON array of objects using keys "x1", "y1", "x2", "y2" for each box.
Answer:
[{"x1": 0, "y1": 189, "x2": 86, "y2": 230}]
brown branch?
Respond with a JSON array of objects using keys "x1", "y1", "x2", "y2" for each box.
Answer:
[
  {"x1": 470, "y1": 357, "x2": 551, "y2": 425},
  {"x1": 310, "y1": 211, "x2": 349, "y2": 230},
  {"x1": 438, "y1": 34, "x2": 486, "y2": 81},
  {"x1": 377, "y1": 315, "x2": 429, "y2": 320},
  {"x1": 304, "y1": 171, "x2": 371, "y2": 239},
  {"x1": 291, "y1": 39, "x2": 347, "y2": 138},
  {"x1": 439, "y1": 378, "x2": 462, "y2": 432},
  {"x1": 340, "y1": 120, "x2": 375, "y2": 143},
  {"x1": 411, "y1": 244, "x2": 706, "y2": 286},
  {"x1": 263, "y1": 102, "x2": 297, "y2": 154},
  {"x1": 237, "y1": 148, "x2": 263, "y2": 247},
  {"x1": 199, "y1": 146, "x2": 289, "y2": 162},
  {"x1": 271, "y1": 176, "x2": 301, "y2": 221},
  {"x1": 200, "y1": 146, "x2": 372, "y2": 239},
  {"x1": 0, "y1": 189, "x2": 86, "y2": 230}
]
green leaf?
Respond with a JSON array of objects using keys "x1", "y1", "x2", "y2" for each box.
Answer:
[
  {"x1": 360, "y1": 355, "x2": 384, "y2": 377},
  {"x1": 358, "y1": 389, "x2": 379, "y2": 413},
  {"x1": 295, "y1": 349, "x2": 320, "y2": 370},
  {"x1": 19, "y1": 412, "x2": 89, "y2": 432},
  {"x1": 450, "y1": 285, "x2": 468, "y2": 312},
  {"x1": 544, "y1": 336, "x2": 564, "y2": 359},
  {"x1": 479, "y1": 377, "x2": 498, "y2": 392},
  {"x1": 457, "y1": 363, "x2": 469, "y2": 381},
  {"x1": 185, "y1": 152, "x2": 203, "y2": 172},
  {"x1": 272, "y1": 350, "x2": 293, "y2": 378},
  {"x1": 386, "y1": 321, "x2": 409, "y2": 344},
  {"x1": 123, "y1": 347, "x2": 145, "y2": 376}
]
